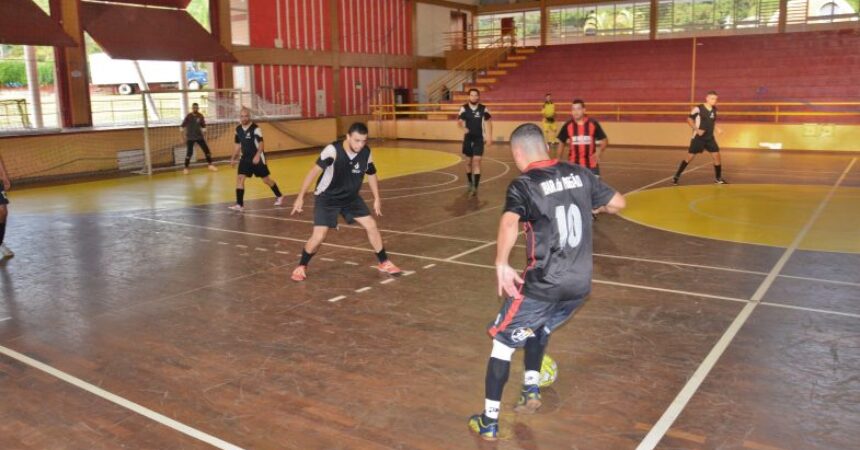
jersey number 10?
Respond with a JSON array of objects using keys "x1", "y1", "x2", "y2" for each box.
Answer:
[{"x1": 555, "y1": 204, "x2": 583, "y2": 249}]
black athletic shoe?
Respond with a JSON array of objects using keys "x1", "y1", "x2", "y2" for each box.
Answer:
[{"x1": 672, "y1": 176, "x2": 679, "y2": 186}]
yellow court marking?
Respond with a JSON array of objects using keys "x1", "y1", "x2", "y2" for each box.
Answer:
[
  {"x1": 9, "y1": 147, "x2": 461, "y2": 215},
  {"x1": 620, "y1": 184, "x2": 860, "y2": 254}
]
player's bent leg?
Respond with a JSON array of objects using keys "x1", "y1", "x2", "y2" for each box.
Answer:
[
  {"x1": 0, "y1": 205, "x2": 11, "y2": 258},
  {"x1": 470, "y1": 156, "x2": 483, "y2": 195},
  {"x1": 292, "y1": 226, "x2": 329, "y2": 282},
  {"x1": 469, "y1": 339, "x2": 515, "y2": 440},
  {"x1": 354, "y1": 215, "x2": 402, "y2": 276},
  {"x1": 261, "y1": 176, "x2": 285, "y2": 205},
  {"x1": 516, "y1": 327, "x2": 548, "y2": 415}
]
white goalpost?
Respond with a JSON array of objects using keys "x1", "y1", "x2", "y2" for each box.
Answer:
[{"x1": 138, "y1": 88, "x2": 302, "y2": 175}]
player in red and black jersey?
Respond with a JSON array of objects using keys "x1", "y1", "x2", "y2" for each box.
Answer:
[
  {"x1": 468, "y1": 123, "x2": 626, "y2": 440},
  {"x1": 557, "y1": 99, "x2": 607, "y2": 176}
]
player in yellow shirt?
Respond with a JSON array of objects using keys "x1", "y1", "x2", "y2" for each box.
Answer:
[{"x1": 541, "y1": 94, "x2": 558, "y2": 154}]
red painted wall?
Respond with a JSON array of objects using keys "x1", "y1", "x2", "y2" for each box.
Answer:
[
  {"x1": 253, "y1": 65, "x2": 335, "y2": 118},
  {"x1": 340, "y1": 67, "x2": 413, "y2": 115},
  {"x1": 249, "y1": 0, "x2": 332, "y2": 50},
  {"x1": 338, "y1": 0, "x2": 412, "y2": 55}
]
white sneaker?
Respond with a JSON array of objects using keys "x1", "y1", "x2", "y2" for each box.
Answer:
[
  {"x1": 183, "y1": 168, "x2": 190, "y2": 175},
  {"x1": 228, "y1": 204, "x2": 244, "y2": 212},
  {"x1": 208, "y1": 165, "x2": 218, "y2": 172},
  {"x1": 0, "y1": 244, "x2": 13, "y2": 258},
  {"x1": 274, "y1": 196, "x2": 284, "y2": 206}
]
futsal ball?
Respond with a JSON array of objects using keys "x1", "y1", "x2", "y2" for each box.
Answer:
[{"x1": 539, "y1": 354, "x2": 558, "y2": 387}]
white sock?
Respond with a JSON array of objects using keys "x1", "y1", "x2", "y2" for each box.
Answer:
[
  {"x1": 524, "y1": 370, "x2": 540, "y2": 386},
  {"x1": 484, "y1": 399, "x2": 501, "y2": 419}
]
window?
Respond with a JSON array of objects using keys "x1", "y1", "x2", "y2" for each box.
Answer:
[
  {"x1": 475, "y1": 10, "x2": 541, "y2": 47},
  {"x1": 656, "y1": 0, "x2": 782, "y2": 35},
  {"x1": 230, "y1": 0, "x2": 250, "y2": 46},
  {"x1": 548, "y1": 1, "x2": 651, "y2": 44},
  {"x1": 786, "y1": 0, "x2": 859, "y2": 25}
]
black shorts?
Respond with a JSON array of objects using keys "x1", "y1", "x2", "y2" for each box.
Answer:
[
  {"x1": 237, "y1": 159, "x2": 271, "y2": 178},
  {"x1": 462, "y1": 135, "x2": 485, "y2": 157},
  {"x1": 689, "y1": 137, "x2": 720, "y2": 154},
  {"x1": 0, "y1": 189, "x2": 8, "y2": 206},
  {"x1": 487, "y1": 295, "x2": 587, "y2": 348},
  {"x1": 313, "y1": 195, "x2": 371, "y2": 229}
]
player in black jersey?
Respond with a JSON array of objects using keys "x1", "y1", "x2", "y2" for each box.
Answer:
[
  {"x1": 468, "y1": 123, "x2": 625, "y2": 440},
  {"x1": 0, "y1": 155, "x2": 13, "y2": 258},
  {"x1": 289, "y1": 122, "x2": 402, "y2": 281},
  {"x1": 458, "y1": 88, "x2": 493, "y2": 196},
  {"x1": 228, "y1": 108, "x2": 285, "y2": 211},
  {"x1": 673, "y1": 91, "x2": 727, "y2": 185}
]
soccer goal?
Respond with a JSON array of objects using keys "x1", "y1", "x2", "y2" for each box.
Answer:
[{"x1": 139, "y1": 88, "x2": 302, "y2": 175}]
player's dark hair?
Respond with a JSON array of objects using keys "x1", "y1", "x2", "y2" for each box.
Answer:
[
  {"x1": 348, "y1": 122, "x2": 369, "y2": 136},
  {"x1": 192, "y1": 102, "x2": 199, "y2": 107},
  {"x1": 573, "y1": 99, "x2": 586, "y2": 108},
  {"x1": 510, "y1": 123, "x2": 546, "y2": 154},
  {"x1": 468, "y1": 88, "x2": 480, "y2": 95},
  {"x1": 707, "y1": 90, "x2": 718, "y2": 96}
]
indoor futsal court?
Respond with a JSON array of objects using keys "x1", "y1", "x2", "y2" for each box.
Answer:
[{"x1": 1, "y1": 1, "x2": 860, "y2": 449}]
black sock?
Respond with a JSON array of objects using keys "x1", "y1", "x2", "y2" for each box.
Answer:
[
  {"x1": 715, "y1": 164, "x2": 722, "y2": 179},
  {"x1": 466, "y1": 172, "x2": 473, "y2": 185},
  {"x1": 204, "y1": 152, "x2": 213, "y2": 165},
  {"x1": 0, "y1": 221, "x2": 5, "y2": 245},
  {"x1": 299, "y1": 249, "x2": 315, "y2": 266},
  {"x1": 675, "y1": 160, "x2": 689, "y2": 178},
  {"x1": 473, "y1": 174, "x2": 481, "y2": 189},
  {"x1": 524, "y1": 330, "x2": 547, "y2": 375},
  {"x1": 485, "y1": 357, "x2": 510, "y2": 405},
  {"x1": 184, "y1": 158, "x2": 191, "y2": 168},
  {"x1": 236, "y1": 188, "x2": 245, "y2": 206},
  {"x1": 271, "y1": 183, "x2": 282, "y2": 198},
  {"x1": 376, "y1": 248, "x2": 388, "y2": 263}
]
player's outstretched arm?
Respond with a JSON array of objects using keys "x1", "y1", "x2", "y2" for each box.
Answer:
[
  {"x1": 291, "y1": 165, "x2": 323, "y2": 215},
  {"x1": 495, "y1": 212, "x2": 524, "y2": 298},
  {"x1": 594, "y1": 192, "x2": 626, "y2": 215}
]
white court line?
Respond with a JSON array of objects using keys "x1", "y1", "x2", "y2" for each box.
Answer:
[
  {"x1": 327, "y1": 295, "x2": 347, "y2": 303},
  {"x1": 0, "y1": 345, "x2": 244, "y2": 450},
  {"x1": 0, "y1": 317, "x2": 11, "y2": 323},
  {"x1": 637, "y1": 157, "x2": 857, "y2": 450},
  {"x1": 235, "y1": 244, "x2": 247, "y2": 249},
  {"x1": 130, "y1": 217, "x2": 860, "y2": 320},
  {"x1": 320, "y1": 257, "x2": 335, "y2": 262},
  {"x1": 254, "y1": 248, "x2": 268, "y2": 252},
  {"x1": 423, "y1": 264, "x2": 436, "y2": 269},
  {"x1": 239, "y1": 213, "x2": 490, "y2": 244},
  {"x1": 761, "y1": 301, "x2": 860, "y2": 319},
  {"x1": 402, "y1": 271, "x2": 416, "y2": 277},
  {"x1": 380, "y1": 279, "x2": 396, "y2": 285},
  {"x1": 625, "y1": 163, "x2": 708, "y2": 195},
  {"x1": 344, "y1": 261, "x2": 359, "y2": 266},
  {"x1": 276, "y1": 251, "x2": 289, "y2": 255},
  {"x1": 355, "y1": 287, "x2": 372, "y2": 293},
  {"x1": 218, "y1": 241, "x2": 229, "y2": 245},
  {"x1": 445, "y1": 241, "x2": 497, "y2": 261}
]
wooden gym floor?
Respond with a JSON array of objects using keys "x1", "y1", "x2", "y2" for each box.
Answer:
[{"x1": 0, "y1": 140, "x2": 858, "y2": 449}]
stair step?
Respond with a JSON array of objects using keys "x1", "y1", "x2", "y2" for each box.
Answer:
[
  {"x1": 507, "y1": 55, "x2": 528, "y2": 61},
  {"x1": 475, "y1": 78, "x2": 497, "y2": 84},
  {"x1": 486, "y1": 70, "x2": 507, "y2": 76},
  {"x1": 515, "y1": 48, "x2": 536, "y2": 54},
  {"x1": 463, "y1": 85, "x2": 488, "y2": 92},
  {"x1": 498, "y1": 62, "x2": 518, "y2": 68}
]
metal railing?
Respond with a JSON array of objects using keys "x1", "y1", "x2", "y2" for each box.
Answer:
[
  {"x1": 372, "y1": 101, "x2": 860, "y2": 123},
  {"x1": 427, "y1": 37, "x2": 514, "y2": 104},
  {"x1": 442, "y1": 29, "x2": 528, "y2": 51}
]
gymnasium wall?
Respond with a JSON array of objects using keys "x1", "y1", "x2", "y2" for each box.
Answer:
[
  {"x1": 245, "y1": 0, "x2": 415, "y2": 119},
  {"x1": 376, "y1": 120, "x2": 860, "y2": 152},
  {"x1": 0, "y1": 118, "x2": 338, "y2": 183}
]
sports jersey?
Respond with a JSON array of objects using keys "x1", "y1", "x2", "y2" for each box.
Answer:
[
  {"x1": 234, "y1": 123, "x2": 264, "y2": 161},
  {"x1": 557, "y1": 117, "x2": 607, "y2": 169},
  {"x1": 690, "y1": 104, "x2": 717, "y2": 139},
  {"x1": 541, "y1": 101, "x2": 556, "y2": 122},
  {"x1": 181, "y1": 112, "x2": 206, "y2": 141},
  {"x1": 504, "y1": 160, "x2": 616, "y2": 302},
  {"x1": 458, "y1": 103, "x2": 492, "y2": 139},
  {"x1": 314, "y1": 140, "x2": 377, "y2": 204}
]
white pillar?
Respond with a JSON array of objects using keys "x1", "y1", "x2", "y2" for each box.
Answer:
[
  {"x1": 24, "y1": 45, "x2": 43, "y2": 128},
  {"x1": 179, "y1": 61, "x2": 189, "y2": 118}
]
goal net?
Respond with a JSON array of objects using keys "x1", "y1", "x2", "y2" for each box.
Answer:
[{"x1": 139, "y1": 89, "x2": 302, "y2": 175}]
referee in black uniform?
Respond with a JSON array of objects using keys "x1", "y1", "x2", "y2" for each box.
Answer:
[
  {"x1": 468, "y1": 123, "x2": 625, "y2": 440},
  {"x1": 673, "y1": 91, "x2": 727, "y2": 185},
  {"x1": 458, "y1": 88, "x2": 493, "y2": 196},
  {"x1": 289, "y1": 122, "x2": 402, "y2": 281},
  {"x1": 228, "y1": 108, "x2": 284, "y2": 211}
]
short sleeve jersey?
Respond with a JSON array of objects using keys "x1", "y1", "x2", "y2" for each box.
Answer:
[
  {"x1": 556, "y1": 117, "x2": 607, "y2": 169},
  {"x1": 234, "y1": 123, "x2": 263, "y2": 160},
  {"x1": 314, "y1": 140, "x2": 377, "y2": 204},
  {"x1": 458, "y1": 103, "x2": 491, "y2": 139},
  {"x1": 690, "y1": 104, "x2": 717, "y2": 138}
]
